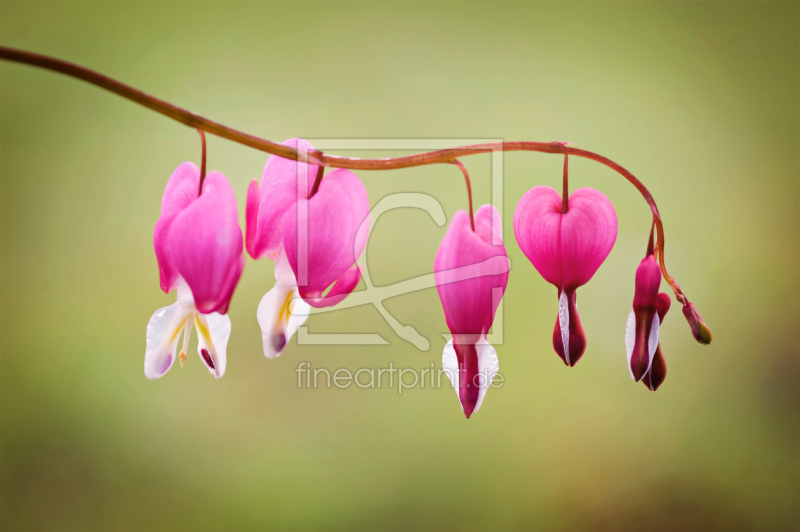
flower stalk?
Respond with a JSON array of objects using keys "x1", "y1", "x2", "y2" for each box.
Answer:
[
  {"x1": 309, "y1": 164, "x2": 325, "y2": 198},
  {"x1": 561, "y1": 154, "x2": 569, "y2": 214},
  {"x1": 0, "y1": 45, "x2": 710, "y2": 343},
  {"x1": 449, "y1": 159, "x2": 475, "y2": 231},
  {"x1": 197, "y1": 129, "x2": 207, "y2": 196}
]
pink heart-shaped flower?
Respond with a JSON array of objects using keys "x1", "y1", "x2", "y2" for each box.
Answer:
[
  {"x1": 283, "y1": 168, "x2": 370, "y2": 308},
  {"x1": 513, "y1": 186, "x2": 617, "y2": 366}
]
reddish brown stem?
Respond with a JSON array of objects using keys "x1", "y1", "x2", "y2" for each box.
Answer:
[
  {"x1": 197, "y1": 129, "x2": 207, "y2": 195},
  {"x1": 561, "y1": 154, "x2": 569, "y2": 214},
  {"x1": 0, "y1": 46, "x2": 684, "y2": 302},
  {"x1": 449, "y1": 160, "x2": 475, "y2": 231},
  {"x1": 309, "y1": 164, "x2": 325, "y2": 197},
  {"x1": 646, "y1": 219, "x2": 655, "y2": 256}
]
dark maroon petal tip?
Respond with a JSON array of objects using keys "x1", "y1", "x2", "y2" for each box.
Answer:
[
  {"x1": 272, "y1": 332, "x2": 287, "y2": 353},
  {"x1": 551, "y1": 289, "x2": 586, "y2": 367},
  {"x1": 454, "y1": 342, "x2": 480, "y2": 419},
  {"x1": 642, "y1": 346, "x2": 667, "y2": 391},
  {"x1": 200, "y1": 348, "x2": 216, "y2": 370}
]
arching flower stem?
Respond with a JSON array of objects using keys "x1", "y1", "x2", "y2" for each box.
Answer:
[
  {"x1": 197, "y1": 129, "x2": 207, "y2": 196},
  {"x1": 561, "y1": 154, "x2": 569, "y2": 214},
  {"x1": 309, "y1": 164, "x2": 325, "y2": 198},
  {"x1": 645, "y1": 219, "x2": 656, "y2": 257},
  {"x1": 449, "y1": 159, "x2": 474, "y2": 231},
  {"x1": 0, "y1": 46, "x2": 704, "y2": 334}
]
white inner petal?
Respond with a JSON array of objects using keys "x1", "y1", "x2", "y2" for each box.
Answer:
[
  {"x1": 273, "y1": 247, "x2": 298, "y2": 287},
  {"x1": 195, "y1": 312, "x2": 231, "y2": 378},
  {"x1": 180, "y1": 319, "x2": 192, "y2": 351},
  {"x1": 473, "y1": 338, "x2": 499, "y2": 414},
  {"x1": 558, "y1": 290, "x2": 570, "y2": 365},
  {"x1": 257, "y1": 282, "x2": 308, "y2": 359},
  {"x1": 144, "y1": 301, "x2": 192, "y2": 380},
  {"x1": 625, "y1": 310, "x2": 636, "y2": 380},
  {"x1": 286, "y1": 291, "x2": 311, "y2": 341},
  {"x1": 176, "y1": 279, "x2": 195, "y2": 307},
  {"x1": 647, "y1": 313, "x2": 660, "y2": 375},
  {"x1": 442, "y1": 339, "x2": 459, "y2": 397}
]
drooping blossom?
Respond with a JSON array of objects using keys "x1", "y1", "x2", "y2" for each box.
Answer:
[
  {"x1": 624, "y1": 236, "x2": 665, "y2": 383},
  {"x1": 636, "y1": 292, "x2": 671, "y2": 391},
  {"x1": 246, "y1": 139, "x2": 319, "y2": 262},
  {"x1": 282, "y1": 167, "x2": 370, "y2": 307},
  {"x1": 435, "y1": 205, "x2": 510, "y2": 418},
  {"x1": 513, "y1": 186, "x2": 617, "y2": 366},
  {"x1": 145, "y1": 162, "x2": 244, "y2": 379},
  {"x1": 246, "y1": 139, "x2": 369, "y2": 358}
]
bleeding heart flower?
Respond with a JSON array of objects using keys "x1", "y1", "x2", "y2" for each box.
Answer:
[
  {"x1": 145, "y1": 162, "x2": 244, "y2": 379},
  {"x1": 246, "y1": 138, "x2": 319, "y2": 261},
  {"x1": 513, "y1": 186, "x2": 617, "y2": 366},
  {"x1": 435, "y1": 205, "x2": 510, "y2": 418},
  {"x1": 637, "y1": 292, "x2": 671, "y2": 391},
  {"x1": 246, "y1": 139, "x2": 368, "y2": 358},
  {"x1": 625, "y1": 246, "x2": 663, "y2": 382},
  {"x1": 283, "y1": 167, "x2": 370, "y2": 308},
  {"x1": 246, "y1": 139, "x2": 317, "y2": 358}
]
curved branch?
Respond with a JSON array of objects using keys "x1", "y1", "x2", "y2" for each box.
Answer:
[
  {"x1": 449, "y1": 159, "x2": 474, "y2": 231},
  {"x1": 0, "y1": 47, "x2": 301, "y2": 161},
  {"x1": 0, "y1": 45, "x2": 684, "y2": 301}
]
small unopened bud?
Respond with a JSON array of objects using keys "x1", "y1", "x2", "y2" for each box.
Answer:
[{"x1": 682, "y1": 302, "x2": 712, "y2": 345}]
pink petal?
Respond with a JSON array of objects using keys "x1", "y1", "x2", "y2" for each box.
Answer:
[
  {"x1": 656, "y1": 292, "x2": 672, "y2": 322},
  {"x1": 169, "y1": 171, "x2": 244, "y2": 314},
  {"x1": 209, "y1": 253, "x2": 244, "y2": 315},
  {"x1": 303, "y1": 264, "x2": 362, "y2": 308},
  {"x1": 434, "y1": 206, "x2": 509, "y2": 339},
  {"x1": 245, "y1": 178, "x2": 260, "y2": 259},
  {"x1": 247, "y1": 138, "x2": 319, "y2": 260},
  {"x1": 153, "y1": 162, "x2": 200, "y2": 293},
  {"x1": 283, "y1": 168, "x2": 370, "y2": 307},
  {"x1": 513, "y1": 186, "x2": 617, "y2": 291}
]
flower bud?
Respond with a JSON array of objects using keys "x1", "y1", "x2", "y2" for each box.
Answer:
[
  {"x1": 626, "y1": 254, "x2": 662, "y2": 381},
  {"x1": 682, "y1": 302, "x2": 712, "y2": 345}
]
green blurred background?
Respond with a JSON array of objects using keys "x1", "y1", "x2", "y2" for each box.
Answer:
[{"x1": 1, "y1": 1, "x2": 797, "y2": 530}]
